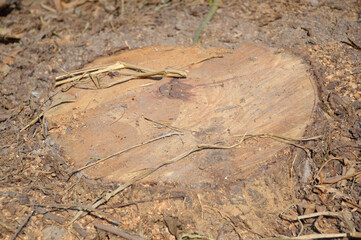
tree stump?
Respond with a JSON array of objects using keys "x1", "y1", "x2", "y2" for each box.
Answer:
[{"x1": 46, "y1": 43, "x2": 317, "y2": 186}]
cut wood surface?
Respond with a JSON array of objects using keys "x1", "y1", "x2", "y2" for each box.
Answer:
[{"x1": 45, "y1": 43, "x2": 317, "y2": 185}]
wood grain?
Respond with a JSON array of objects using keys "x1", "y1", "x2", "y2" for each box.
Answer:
[{"x1": 45, "y1": 43, "x2": 317, "y2": 185}]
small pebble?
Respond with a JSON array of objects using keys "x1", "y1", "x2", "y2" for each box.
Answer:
[{"x1": 310, "y1": 0, "x2": 320, "y2": 7}]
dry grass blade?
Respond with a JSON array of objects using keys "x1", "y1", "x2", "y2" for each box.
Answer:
[
  {"x1": 104, "y1": 69, "x2": 186, "y2": 89},
  {"x1": 56, "y1": 62, "x2": 126, "y2": 80},
  {"x1": 193, "y1": 0, "x2": 222, "y2": 44},
  {"x1": 56, "y1": 62, "x2": 126, "y2": 86},
  {"x1": 55, "y1": 60, "x2": 187, "y2": 88},
  {"x1": 20, "y1": 98, "x2": 77, "y2": 132},
  {"x1": 276, "y1": 210, "x2": 361, "y2": 240},
  {"x1": 233, "y1": 133, "x2": 322, "y2": 156},
  {"x1": 69, "y1": 134, "x2": 247, "y2": 224},
  {"x1": 259, "y1": 233, "x2": 357, "y2": 239},
  {"x1": 280, "y1": 211, "x2": 340, "y2": 222},
  {"x1": 20, "y1": 112, "x2": 44, "y2": 133},
  {"x1": 69, "y1": 132, "x2": 183, "y2": 178},
  {"x1": 234, "y1": 133, "x2": 322, "y2": 142}
]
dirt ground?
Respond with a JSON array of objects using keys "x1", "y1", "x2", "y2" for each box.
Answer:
[{"x1": 0, "y1": 0, "x2": 360, "y2": 239}]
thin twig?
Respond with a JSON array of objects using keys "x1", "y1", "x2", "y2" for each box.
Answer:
[
  {"x1": 70, "y1": 135, "x2": 247, "y2": 224},
  {"x1": 69, "y1": 132, "x2": 183, "y2": 178},
  {"x1": 94, "y1": 222, "x2": 146, "y2": 240},
  {"x1": 259, "y1": 232, "x2": 361, "y2": 239},
  {"x1": 143, "y1": 115, "x2": 184, "y2": 132},
  {"x1": 19, "y1": 112, "x2": 44, "y2": 133},
  {"x1": 20, "y1": 98, "x2": 77, "y2": 132},
  {"x1": 180, "y1": 233, "x2": 214, "y2": 239},
  {"x1": 341, "y1": 37, "x2": 361, "y2": 51},
  {"x1": 197, "y1": 193, "x2": 204, "y2": 220},
  {"x1": 342, "y1": 199, "x2": 361, "y2": 213},
  {"x1": 234, "y1": 133, "x2": 321, "y2": 156},
  {"x1": 89, "y1": 73, "x2": 100, "y2": 89},
  {"x1": 11, "y1": 207, "x2": 34, "y2": 240},
  {"x1": 290, "y1": 153, "x2": 297, "y2": 179},
  {"x1": 30, "y1": 203, "x2": 121, "y2": 225},
  {"x1": 103, "y1": 196, "x2": 184, "y2": 209},
  {"x1": 280, "y1": 211, "x2": 340, "y2": 222},
  {"x1": 314, "y1": 157, "x2": 344, "y2": 181},
  {"x1": 266, "y1": 207, "x2": 361, "y2": 240},
  {"x1": 322, "y1": 170, "x2": 361, "y2": 184},
  {"x1": 297, "y1": 218, "x2": 304, "y2": 237},
  {"x1": 234, "y1": 133, "x2": 322, "y2": 142},
  {"x1": 179, "y1": 54, "x2": 228, "y2": 69}
]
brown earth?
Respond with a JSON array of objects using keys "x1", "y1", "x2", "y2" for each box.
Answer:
[{"x1": 0, "y1": 0, "x2": 360, "y2": 239}]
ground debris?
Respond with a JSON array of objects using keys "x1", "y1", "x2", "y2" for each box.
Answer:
[{"x1": 0, "y1": 0, "x2": 360, "y2": 239}]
